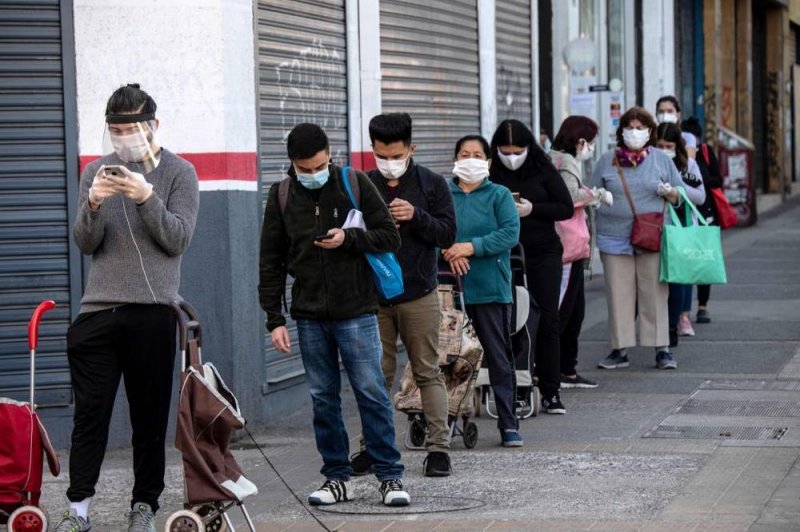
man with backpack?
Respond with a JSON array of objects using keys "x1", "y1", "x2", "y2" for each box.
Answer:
[
  {"x1": 349, "y1": 113, "x2": 457, "y2": 478},
  {"x1": 258, "y1": 123, "x2": 410, "y2": 507}
]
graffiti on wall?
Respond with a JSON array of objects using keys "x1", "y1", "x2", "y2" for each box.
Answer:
[
  {"x1": 703, "y1": 85, "x2": 718, "y2": 146},
  {"x1": 765, "y1": 71, "x2": 782, "y2": 192},
  {"x1": 721, "y1": 85, "x2": 734, "y2": 129}
]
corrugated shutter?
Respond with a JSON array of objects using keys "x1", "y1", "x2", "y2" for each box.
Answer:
[
  {"x1": 496, "y1": 0, "x2": 533, "y2": 128},
  {"x1": 0, "y1": 0, "x2": 77, "y2": 405},
  {"x1": 255, "y1": 0, "x2": 349, "y2": 389},
  {"x1": 675, "y1": 0, "x2": 696, "y2": 122},
  {"x1": 380, "y1": 0, "x2": 481, "y2": 175}
]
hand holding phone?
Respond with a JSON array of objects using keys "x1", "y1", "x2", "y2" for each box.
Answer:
[
  {"x1": 315, "y1": 233, "x2": 334, "y2": 241},
  {"x1": 512, "y1": 192, "x2": 521, "y2": 203}
]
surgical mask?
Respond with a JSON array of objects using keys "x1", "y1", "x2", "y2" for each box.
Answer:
[
  {"x1": 452, "y1": 158, "x2": 490, "y2": 185},
  {"x1": 111, "y1": 133, "x2": 153, "y2": 163},
  {"x1": 657, "y1": 112, "x2": 679, "y2": 124},
  {"x1": 497, "y1": 148, "x2": 528, "y2": 171},
  {"x1": 576, "y1": 141, "x2": 595, "y2": 162},
  {"x1": 375, "y1": 156, "x2": 410, "y2": 179},
  {"x1": 659, "y1": 148, "x2": 677, "y2": 159},
  {"x1": 295, "y1": 166, "x2": 329, "y2": 189},
  {"x1": 622, "y1": 128, "x2": 650, "y2": 151}
]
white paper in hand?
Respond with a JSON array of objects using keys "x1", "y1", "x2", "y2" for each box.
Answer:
[{"x1": 342, "y1": 208, "x2": 366, "y2": 231}]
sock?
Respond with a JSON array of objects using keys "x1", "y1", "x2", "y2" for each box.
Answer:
[
  {"x1": 655, "y1": 346, "x2": 669, "y2": 354},
  {"x1": 70, "y1": 497, "x2": 91, "y2": 519}
]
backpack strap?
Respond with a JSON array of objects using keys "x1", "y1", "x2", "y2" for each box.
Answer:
[
  {"x1": 278, "y1": 177, "x2": 291, "y2": 214},
  {"x1": 340, "y1": 165, "x2": 361, "y2": 208}
]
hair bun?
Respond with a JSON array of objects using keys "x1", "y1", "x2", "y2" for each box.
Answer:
[{"x1": 127, "y1": 83, "x2": 141, "y2": 89}]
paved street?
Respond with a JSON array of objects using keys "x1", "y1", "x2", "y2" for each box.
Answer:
[{"x1": 36, "y1": 198, "x2": 800, "y2": 532}]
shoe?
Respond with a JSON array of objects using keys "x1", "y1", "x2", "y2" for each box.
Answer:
[
  {"x1": 423, "y1": 451, "x2": 452, "y2": 477},
  {"x1": 54, "y1": 509, "x2": 91, "y2": 532},
  {"x1": 678, "y1": 315, "x2": 695, "y2": 336},
  {"x1": 542, "y1": 395, "x2": 567, "y2": 415},
  {"x1": 308, "y1": 479, "x2": 352, "y2": 506},
  {"x1": 379, "y1": 479, "x2": 410, "y2": 506},
  {"x1": 669, "y1": 327, "x2": 679, "y2": 347},
  {"x1": 501, "y1": 429, "x2": 524, "y2": 447},
  {"x1": 696, "y1": 308, "x2": 711, "y2": 323},
  {"x1": 655, "y1": 351, "x2": 678, "y2": 370},
  {"x1": 127, "y1": 503, "x2": 156, "y2": 532},
  {"x1": 597, "y1": 350, "x2": 629, "y2": 369},
  {"x1": 350, "y1": 449, "x2": 373, "y2": 476},
  {"x1": 560, "y1": 373, "x2": 598, "y2": 389}
]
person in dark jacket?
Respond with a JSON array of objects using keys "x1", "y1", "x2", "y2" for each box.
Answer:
[
  {"x1": 682, "y1": 117, "x2": 722, "y2": 324},
  {"x1": 489, "y1": 120, "x2": 574, "y2": 415},
  {"x1": 258, "y1": 123, "x2": 410, "y2": 508},
  {"x1": 349, "y1": 113, "x2": 457, "y2": 478}
]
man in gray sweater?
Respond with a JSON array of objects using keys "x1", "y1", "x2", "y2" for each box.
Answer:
[{"x1": 54, "y1": 84, "x2": 199, "y2": 532}]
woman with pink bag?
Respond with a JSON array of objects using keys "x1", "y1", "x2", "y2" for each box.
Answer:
[{"x1": 549, "y1": 116, "x2": 612, "y2": 389}]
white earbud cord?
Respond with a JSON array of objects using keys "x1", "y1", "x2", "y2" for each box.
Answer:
[{"x1": 121, "y1": 199, "x2": 158, "y2": 304}]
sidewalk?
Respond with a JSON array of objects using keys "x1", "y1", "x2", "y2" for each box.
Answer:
[{"x1": 35, "y1": 198, "x2": 800, "y2": 532}]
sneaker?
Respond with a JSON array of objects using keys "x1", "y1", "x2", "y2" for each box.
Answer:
[
  {"x1": 423, "y1": 451, "x2": 452, "y2": 477},
  {"x1": 696, "y1": 308, "x2": 711, "y2": 323},
  {"x1": 669, "y1": 327, "x2": 679, "y2": 347},
  {"x1": 655, "y1": 351, "x2": 678, "y2": 370},
  {"x1": 542, "y1": 395, "x2": 567, "y2": 415},
  {"x1": 379, "y1": 479, "x2": 410, "y2": 506},
  {"x1": 597, "y1": 350, "x2": 629, "y2": 369},
  {"x1": 350, "y1": 449, "x2": 373, "y2": 476},
  {"x1": 678, "y1": 315, "x2": 695, "y2": 336},
  {"x1": 560, "y1": 373, "x2": 598, "y2": 389},
  {"x1": 501, "y1": 429, "x2": 524, "y2": 447},
  {"x1": 308, "y1": 479, "x2": 352, "y2": 506},
  {"x1": 127, "y1": 502, "x2": 156, "y2": 532},
  {"x1": 54, "y1": 509, "x2": 91, "y2": 532}
]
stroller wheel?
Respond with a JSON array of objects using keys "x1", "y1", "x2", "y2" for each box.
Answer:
[
  {"x1": 193, "y1": 504, "x2": 228, "y2": 532},
  {"x1": 532, "y1": 386, "x2": 541, "y2": 417},
  {"x1": 409, "y1": 417, "x2": 427, "y2": 447},
  {"x1": 8, "y1": 506, "x2": 47, "y2": 532},
  {"x1": 463, "y1": 421, "x2": 478, "y2": 449},
  {"x1": 165, "y1": 509, "x2": 204, "y2": 532}
]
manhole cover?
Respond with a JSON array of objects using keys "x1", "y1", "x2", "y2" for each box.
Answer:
[
  {"x1": 677, "y1": 399, "x2": 800, "y2": 418},
  {"x1": 645, "y1": 425, "x2": 788, "y2": 441},
  {"x1": 315, "y1": 496, "x2": 485, "y2": 515}
]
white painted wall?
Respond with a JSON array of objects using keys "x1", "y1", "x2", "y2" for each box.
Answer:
[
  {"x1": 348, "y1": 0, "x2": 382, "y2": 153},
  {"x1": 641, "y1": 0, "x2": 676, "y2": 114},
  {"x1": 73, "y1": 0, "x2": 256, "y2": 155},
  {"x1": 478, "y1": 0, "x2": 497, "y2": 140}
]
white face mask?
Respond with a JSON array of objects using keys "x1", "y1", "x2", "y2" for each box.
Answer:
[
  {"x1": 452, "y1": 158, "x2": 490, "y2": 185},
  {"x1": 657, "y1": 112, "x2": 679, "y2": 124},
  {"x1": 111, "y1": 134, "x2": 153, "y2": 162},
  {"x1": 622, "y1": 128, "x2": 650, "y2": 151},
  {"x1": 375, "y1": 156, "x2": 410, "y2": 179},
  {"x1": 576, "y1": 141, "x2": 595, "y2": 162},
  {"x1": 497, "y1": 148, "x2": 528, "y2": 171},
  {"x1": 659, "y1": 148, "x2": 677, "y2": 159}
]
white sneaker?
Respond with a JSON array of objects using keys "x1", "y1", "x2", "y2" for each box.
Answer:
[
  {"x1": 379, "y1": 479, "x2": 410, "y2": 507},
  {"x1": 308, "y1": 479, "x2": 352, "y2": 506}
]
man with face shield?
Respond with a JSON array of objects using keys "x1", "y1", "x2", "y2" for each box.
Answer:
[{"x1": 55, "y1": 84, "x2": 199, "y2": 532}]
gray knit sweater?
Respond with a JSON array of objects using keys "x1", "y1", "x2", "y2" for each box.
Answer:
[{"x1": 73, "y1": 149, "x2": 199, "y2": 313}]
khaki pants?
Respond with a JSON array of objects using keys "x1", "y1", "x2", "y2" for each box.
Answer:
[
  {"x1": 601, "y1": 252, "x2": 669, "y2": 349},
  {"x1": 379, "y1": 290, "x2": 450, "y2": 451}
]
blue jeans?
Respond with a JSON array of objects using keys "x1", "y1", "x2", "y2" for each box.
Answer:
[
  {"x1": 668, "y1": 283, "x2": 693, "y2": 327},
  {"x1": 297, "y1": 314, "x2": 404, "y2": 481}
]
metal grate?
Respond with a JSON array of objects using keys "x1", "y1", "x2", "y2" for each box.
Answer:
[
  {"x1": 645, "y1": 425, "x2": 789, "y2": 441},
  {"x1": 677, "y1": 399, "x2": 800, "y2": 418},
  {"x1": 700, "y1": 380, "x2": 800, "y2": 392}
]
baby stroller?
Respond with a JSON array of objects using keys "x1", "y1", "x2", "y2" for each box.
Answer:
[
  {"x1": 164, "y1": 301, "x2": 258, "y2": 532},
  {"x1": 394, "y1": 273, "x2": 484, "y2": 450},
  {"x1": 0, "y1": 301, "x2": 60, "y2": 532},
  {"x1": 475, "y1": 244, "x2": 540, "y2": 419}
]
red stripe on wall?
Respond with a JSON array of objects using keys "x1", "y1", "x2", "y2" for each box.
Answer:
[
  {"x1": 349, "y1": 151, "x2": 377, "y2": 172},
  {"x1": 79, "y1": 152, "x2": 258, "y2": 181}
]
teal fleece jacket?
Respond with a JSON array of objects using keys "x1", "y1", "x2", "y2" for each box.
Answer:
[{"x1": 449, "y1": 178, "x2": 520, "y2": 305}]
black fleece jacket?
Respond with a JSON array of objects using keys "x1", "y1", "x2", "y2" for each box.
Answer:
[
  {"x1": 368, "y1": 161, "x2": 456, "y2": 305},
  {"x1": 259, "y1": 165, "x2": 400, "y2": 331},
  {"x1": 695, "y1": 143, "x2": 723, "y2": 222}
]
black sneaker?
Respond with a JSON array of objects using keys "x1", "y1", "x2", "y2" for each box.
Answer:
[
  {"x1": 560, "y1": 373, "x2": 598, "y2": 389},
  {"x1": 597, "y1": 350, "x2": 629, "y2": 369},
  {"x1": 308, "y1": 479, "x2": 352, "y2": 506},
  {"x1": 350, "y1": 450, "x2": 373, "y2": 476},
  {"x1": 669, "y1": 327, "x2": 679, "y2": 348},
  {"x1": 696, "y1": 309, "x2": 711, "y2": 323},
  {"x1": 379, "y1": 479, "x2": 410, "y2": 506},
  {"x1": 541, "y1": 395, "x2": 566, "y2": 415},
  {"x1": 423, "y1": 451, "x2": 452, "y2": 477},
  {"x1": 655, "y1": 351, "x2": 678, "y2": 369}
]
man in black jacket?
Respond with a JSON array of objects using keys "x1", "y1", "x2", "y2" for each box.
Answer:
[
  {"x1": 350, "y1": 113, "x2": 457, "y2": 478},
  {"x1": 258, "y1": 123, "x2": 409, "y2": 507}
]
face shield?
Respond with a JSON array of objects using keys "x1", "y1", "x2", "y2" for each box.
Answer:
[{"x1": 102, "y1": 111, "x2": 160, "y2": 174}]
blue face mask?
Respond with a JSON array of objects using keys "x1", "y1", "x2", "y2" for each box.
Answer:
[{"x1": 295, "y1": 166, "x2": 329, "y2": 189}]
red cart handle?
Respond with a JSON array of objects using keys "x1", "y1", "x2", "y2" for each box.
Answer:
[{"x1": 29, "y1": 300, "x2": 56, "y2": 350}]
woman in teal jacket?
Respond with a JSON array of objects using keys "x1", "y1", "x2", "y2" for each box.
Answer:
[{"x1": 442, "y1": 135, "x2": 522, "y2": 447}]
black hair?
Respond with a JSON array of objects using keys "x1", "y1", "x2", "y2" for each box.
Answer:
[
  {"x1": 655, "y1": 95, "x2": 681, "y2": 114},
  {"x1": 453, "y1": 134, "x2": 491, "y2": 159},
  {"x1": 105, "y1": 83, "x2": 157, "y2": 116},
  {"x1": 656, "y1": 122, "x2": 688, "y2": 171},
  {"x1": 681, "y1": 117, "x2": 703, "y2": 140},
  {"x1": 368, "y1": 113, "x2": 412, "y2": 146},
  {"x1": 489, "y1": 119, "x2": 553, "y2": 176},
  {"x1": 287, "y1": 123, "x2": 330, "y2": 160}
]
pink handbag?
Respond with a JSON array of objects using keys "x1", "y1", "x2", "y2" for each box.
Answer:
[{"x1": 552, "y1": 154, "x2": 591, "y2": 264}]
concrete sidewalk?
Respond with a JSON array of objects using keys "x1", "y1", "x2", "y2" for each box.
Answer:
[{"x1": 32, "y1": 198, "x2": 800, "y2": 532}]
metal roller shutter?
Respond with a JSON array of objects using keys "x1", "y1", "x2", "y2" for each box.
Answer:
[
  {"x1": 381, "y1": 0, "x2": 481, "y2": 175},
  {"x1": 255, "y1": 0, "x2": 349, "y2": 389},
  {"x1": 0, "y1": 0, "x2": 79, "y2": 405},
  {"x1": 496, "y1": 0, "x2": 533, "y2": 128}
]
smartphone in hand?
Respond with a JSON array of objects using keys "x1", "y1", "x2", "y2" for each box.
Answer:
[
  {"x1": 314, "y1": 233, "x2": 334, "y2": 241},
  {"x1": 103, "y1": 165, "x2": 126, "y2": 179},
  {"x1": 512, "y1": 192, "x2": 521, "y2": 203}
]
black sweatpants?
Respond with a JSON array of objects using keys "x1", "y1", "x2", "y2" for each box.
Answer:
[
  {"x1": 526, "y1": 252, "x2": 563, "y2": 399},
  {"x1": 66, "y1": 304, "x2": 176, "y2": 512},
  {"x1": 697, "y1": 284, "x2": 711, "y2": 307},
  {"x1": 558, "y1": 261, "x2": 585, "y2": 376}
]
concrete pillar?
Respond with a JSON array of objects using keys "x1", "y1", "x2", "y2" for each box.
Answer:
[
  {"x1": 478, "y1": 0, "x2": 497, "y2": 141},
  {"x1": 735, "y1": 0, "x2": 753, "y2": 141},
  {"x1": 765, "y1": 7, "x2": 789, "y2": 194},
  {"x1": 703, "y1": 0, "x2": 722, "y2": 146},
  {"x1": 719, "y1": 0, "x2": 737, "y2": 130},
  {"x1": 641, "y1": 0, "x2": 676, "y2": 114}
]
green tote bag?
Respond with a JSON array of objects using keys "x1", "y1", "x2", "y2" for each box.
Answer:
[{"x1": 660, "y1": 187, "x2": 728, "y2": 285}]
